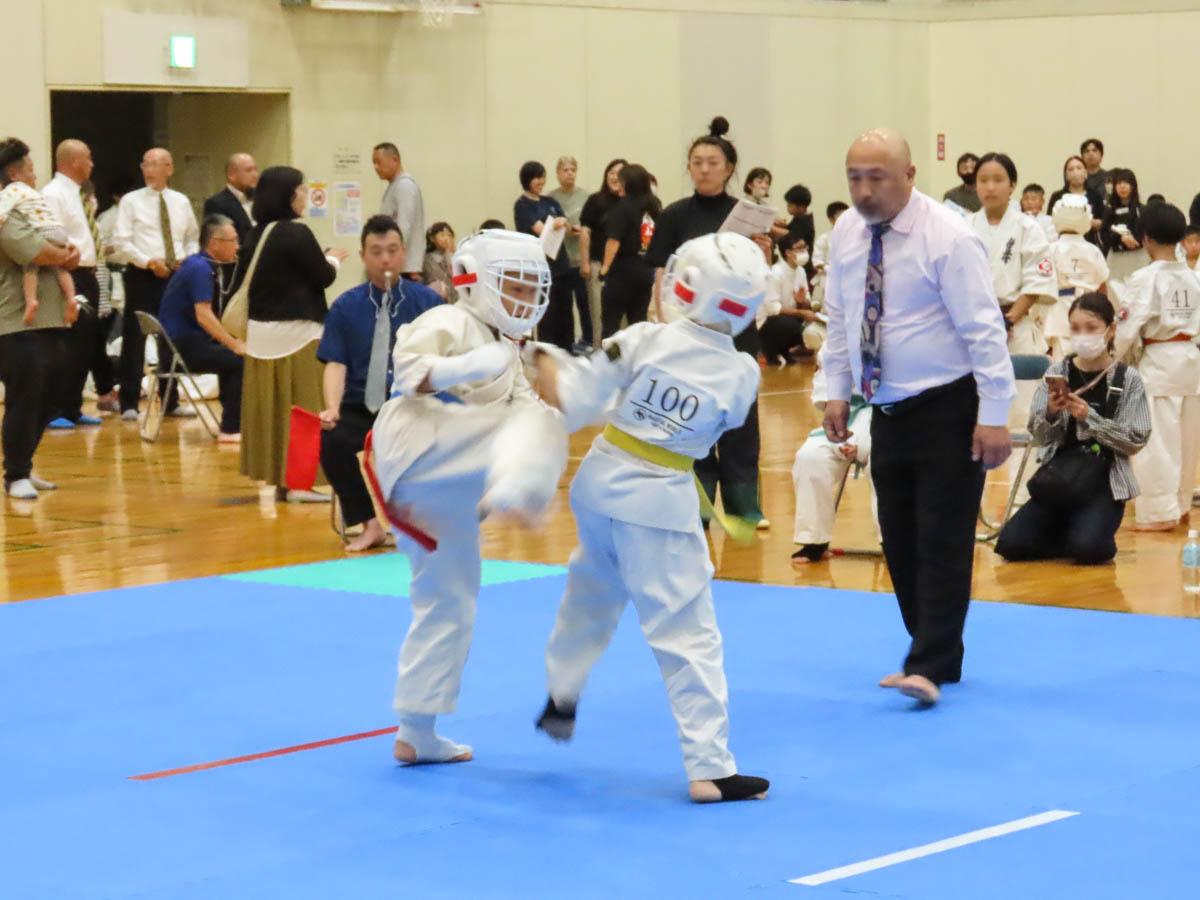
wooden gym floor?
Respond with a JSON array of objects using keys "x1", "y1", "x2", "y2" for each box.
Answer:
[{"x1": 2, "y1": 361, "x2": 1197, "y2": 616}]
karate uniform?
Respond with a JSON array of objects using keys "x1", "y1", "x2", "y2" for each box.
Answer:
[
  {"x1": 791, "y1": 356, "x2": 878, "y2": 545},
  {"x1": 760, "y1": 260, "x2": 811, "y2": 363},
  {"x1": 372, "y1": 300, "x2": 568, "y2": 715},
  {"x1": 1046, "y1": 233, "x2": 1109, "y2": 359},
  {"x1": 543, "y1": 318, "x2": 759, "y2": 781},
  {"x1": 1115, "y1": 260, "x2": 1200, "y2": 524},
  {"x1": 811, "y1": 231, "x2": 832, "y2": 308}
]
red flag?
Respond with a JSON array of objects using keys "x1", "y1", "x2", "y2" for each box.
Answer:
[{"x1": 286, "y1": 406, "x2": 322, "y2": 491}]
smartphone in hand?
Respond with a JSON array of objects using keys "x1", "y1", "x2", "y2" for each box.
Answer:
[{"x1": 1044, "y1": 374, "x2": 1069, "y2": 396}]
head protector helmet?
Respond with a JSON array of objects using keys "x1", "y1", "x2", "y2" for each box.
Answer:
[
  {"x1": 661, "y1": 232, "x2": 769, "y2": 336},
  {"x1": 451, "y1": 229, "x2": 552, "y2": 338}
]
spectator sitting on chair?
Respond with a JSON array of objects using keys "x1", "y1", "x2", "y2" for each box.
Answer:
[
  {"x1": 317, "y1": 214, "x2": 442, "y2": 552},
  {"x1": 157, "y1": 213, "x2": 246, "y2": 442}
]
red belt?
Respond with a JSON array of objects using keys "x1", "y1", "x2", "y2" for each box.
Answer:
[
  {"x1": 1144, "y1": 334, "x2": 1196, "y2": 346},
  {"x1": 359, "y1": 430, "x2": 438, "y2": 551}
]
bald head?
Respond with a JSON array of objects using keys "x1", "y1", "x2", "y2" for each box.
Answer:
[
  {"x1": 226, "y1": 152, "x2": 259, "y2": 192},
  {"x1": 140, "y1": 147, "x2": 174, "y2": 190},
  {"x1": 845, "y1": 128, "x2": 916, "y2": 224},
  {"x1": 55, "y1": 139, "x2": 93, "y2": 185}
]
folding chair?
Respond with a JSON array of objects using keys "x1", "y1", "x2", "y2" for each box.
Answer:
[
  {"x1": 977, "y1": 353, "x2": 1051, "y2": 542},
  {"x1": 134, "y1": 312, "x2": 220, "y2": 443}
]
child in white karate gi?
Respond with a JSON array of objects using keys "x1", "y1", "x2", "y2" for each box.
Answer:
[
  {"x1": 1113, "y1": 203, "x2": 1200, "y2": 530},
  {"x1": 529, "y1": 232, "x2": 771, "y2": 803},
  {"x1": 368, "y1": 230, "x2": 569, "y2": 765}
]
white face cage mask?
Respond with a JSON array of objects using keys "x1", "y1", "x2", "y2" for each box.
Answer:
[
  {"x1": 454, "y1": 255, "x2": 552, "y2": 338},
  {"x1": 481, "y1": 257, "x2": 552, "y2": 338}
]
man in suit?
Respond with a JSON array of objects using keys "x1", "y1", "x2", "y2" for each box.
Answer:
[{"x1": 203, "y1": 153, "x2": 258, "y2": 242}]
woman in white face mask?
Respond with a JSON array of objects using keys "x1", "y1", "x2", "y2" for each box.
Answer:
[{"x1": 994, "y1": 292, "x2": 1151, "y2": 564}]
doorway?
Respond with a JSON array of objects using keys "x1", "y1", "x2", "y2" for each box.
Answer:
[{"x1": 49, "y1": 90, "x2": 291, "y2": 216}]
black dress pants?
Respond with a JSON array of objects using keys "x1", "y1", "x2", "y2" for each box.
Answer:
[
  {"x1": 172, "y1": 334, "x2": 244, "y2": 434},
  {"x1": 994, "y1": 488, "x2": 1125, "y2": 565},
  {"x1": 600, "y1": 256, "x2": 653, "y2": 339},
  {"x1": 49, "y1": 266, "x2": 99, "y2": 422},
  {"x1": 564, "y1": 266, "x2": 592, "y2": 346},
  {"x1": 319, "y1": 402, "x2": 377, "y2": 527},
  {"x1": 537, "y1": 273, "x2": 576, "y2": 351},
  {"x1": 119, "y1": 267, "x2": 176, "y2": 413},
  {"x1": 869, "y1": 375, "x2": 984, "y2": 685},
  {"x1": 0, "y1": 328, "x2": 69, "y2": 484},
  {"x1": 696, "y1": 323, "x2": 763, "y2": 521},
  {"x1": 759, "y1": 314, "x2": 807, "y2": 363}
]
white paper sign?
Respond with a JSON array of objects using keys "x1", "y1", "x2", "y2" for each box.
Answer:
[
  {"x1": 539, "y1": 216, "x2": 566, "y2": 259},
  {"x1": 333, "y1": 181, "x2": 362, "y2": 237},
  {"x1": 719, "y1": 198, "x2": 779, "y2": 237}
]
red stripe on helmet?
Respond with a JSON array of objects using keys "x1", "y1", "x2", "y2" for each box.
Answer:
[
  {"x1": 718, "y1": 298, "x2": 748, "y2": 317},
  {"x1": 452, "y1": 272, "x2": 478, "y2": 287},
  {"x1": 674, "y1": 281, "x2": 695, "y2": 303}
]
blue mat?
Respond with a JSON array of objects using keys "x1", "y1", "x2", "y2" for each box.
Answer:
[{"x1": 1, "y1": 567, "x2": 1198, "y2": 899}]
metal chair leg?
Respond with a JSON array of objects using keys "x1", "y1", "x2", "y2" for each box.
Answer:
[{"x1": 331, "y1": 492, "x2": 348, "y2": 543}]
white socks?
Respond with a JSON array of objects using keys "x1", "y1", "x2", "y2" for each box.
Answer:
[{"x1": 394, "y1": 713, "x2": 472, "y2": 765}]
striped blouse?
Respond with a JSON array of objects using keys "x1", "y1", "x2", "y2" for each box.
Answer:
[{"x1": 1027, "y1": 358, "x2": 1152, "y2": 501}]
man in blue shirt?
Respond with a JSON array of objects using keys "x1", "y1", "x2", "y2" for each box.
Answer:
[
  {"x1": 158, "y1": 214, "x2": 245, "y2": 440},
  {"x1": 318, "y1": 214, "x2": 443, "y2": 552}
]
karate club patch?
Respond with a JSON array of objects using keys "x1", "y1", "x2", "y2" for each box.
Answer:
[
  {"x1": 1117, "y1": 307, "x2": 1129, "y2": 321},
  {"x1": 1037, "y1": 258, "x2": 1053, "y2": 276}
]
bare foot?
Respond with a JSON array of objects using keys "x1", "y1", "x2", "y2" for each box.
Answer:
[
  {"x1": 689, "y1": 774, "x2": 769, "y2": 803},
  {"x1": 878, "y1": 672, "x2": 906, "y2": 688},
  {"x1": 345, "y1": 518, "x2": 388, "y2": 553},
  {"x1": 689, "y1": 781, "x2": 722, "y2": 802},
  {"x1": 392, "y1": 740, "x2": 472, "y2": 765},
  {"x1": 897, "y1": 674, "x2": 940, "y2": 705},
  {"x1": 1132, "y1": 520, "x2": 1180, "y2": 532},
  {"x1": 23, "y1": 299, "x2": 37, "y2": 326}
]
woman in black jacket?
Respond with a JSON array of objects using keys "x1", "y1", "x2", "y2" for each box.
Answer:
[
  {"x1": 597, "y1": 164, "x2": 660, "y2": 337},
  {"x1": 1100, "y1": 168, "x2": 1148, "y2": 285},
  {"x1": 239, "y1": 166, "x2": 349, "y2": 500}
]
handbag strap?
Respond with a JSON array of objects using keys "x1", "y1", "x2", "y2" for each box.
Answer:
[{"x1": 240, "y1": 221, "x2": 277, "y2": 295}]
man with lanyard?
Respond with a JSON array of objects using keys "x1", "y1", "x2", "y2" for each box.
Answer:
[
  {"x1": 158, "y1": 213, "x2": 246, "y2": 442},
  {"x1": 318, "y1": 215, "x2": 442, "y2": 552}
]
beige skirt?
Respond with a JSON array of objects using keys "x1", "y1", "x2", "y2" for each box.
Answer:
[{"x1": 240, "y1": 340, "x2": 326, "y2": 486}]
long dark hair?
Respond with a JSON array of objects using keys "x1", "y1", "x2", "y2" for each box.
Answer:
[
  {"x1": 619, "y1": 164, "x2": 661, "y2": 220},
  {"x1": 1109, "y1": 168, "x2": 1140, "y2": 209},
  {"x1": 598, "y1": 158, "x2": 627, "y2": 198},
  {"x1": 1070, "y1": 291, "x2": 1116, "y2": 353},
  {"x1": 688, "y1": 116, "x2": 738, "y2": 175},
  {"x1": 976, "y1": 152, "x2": 1018, "y2": 185},
  {"x1": 252, "y1": 166, "x2": 304, "y2": 224}
]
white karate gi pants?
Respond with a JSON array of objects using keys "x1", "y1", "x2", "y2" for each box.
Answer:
[
  {"x1": 544, "y1": 500, "x2": 737, "y2": 782},
  {"x1": 1132, "y1": 395, "x2": 1200, "y2": 524}
]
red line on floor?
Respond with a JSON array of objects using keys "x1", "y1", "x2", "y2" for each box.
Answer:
[{"x1": 129, "y1": 725, "x2": 398, "y2": 781}]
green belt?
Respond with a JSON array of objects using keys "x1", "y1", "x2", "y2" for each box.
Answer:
[{"x1": 602, "y1": 423, "x2": 756, "y2": 543}]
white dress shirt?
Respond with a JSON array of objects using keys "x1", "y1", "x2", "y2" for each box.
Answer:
[
  {"x1": 823, "y1": 189, "x2": 1016, "y2": 427},
  {"x1": 227, "y1": 184, "x2": 254, "y2": 223},
  {"x1": 113, "y1": 185, "x2": 200, "y2": 270},
  {"x1": 40, "y1": 171, "x2": 96, "y2": 266}
]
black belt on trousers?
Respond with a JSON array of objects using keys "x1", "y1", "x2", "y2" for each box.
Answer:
[{"x1": 876, "y1": 374, "x2": 975, "y2": 417}]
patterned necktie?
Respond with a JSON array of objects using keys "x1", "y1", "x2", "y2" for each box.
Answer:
[
  {"x1": 860, "y1": 223, "x2": 889, "y2": 400},
  {"x1": 81, "y1": 186, "x2": 104, "y2": 265},
  {"x1": 159, "y1": 191, "x2": 177, "y2": 270},
  {"x1": 364, "y1": 285, "x2": 393, "y2": 413}
]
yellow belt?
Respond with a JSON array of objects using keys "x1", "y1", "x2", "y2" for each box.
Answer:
[{"x1": 601, "y1": 424, "x2": 757, "y2": 543}]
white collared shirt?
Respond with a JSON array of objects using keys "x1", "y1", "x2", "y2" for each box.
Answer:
[
  {"x1": 40, "y1": 171, "x2": 96, "y2": 266},
  {"x1": 227, "y1": 184, "x2": 254, "y2": 223},
  {"x1": 113, "y1": 185, "x2": 200, "y2": 269},
  {"x1": 823, "y1": 189, "x2": 1016, "y2": 426}
]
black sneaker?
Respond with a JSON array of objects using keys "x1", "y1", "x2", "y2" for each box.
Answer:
[{"x1": 535, "y1": 697, "x2": 576, "y2": 742}]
